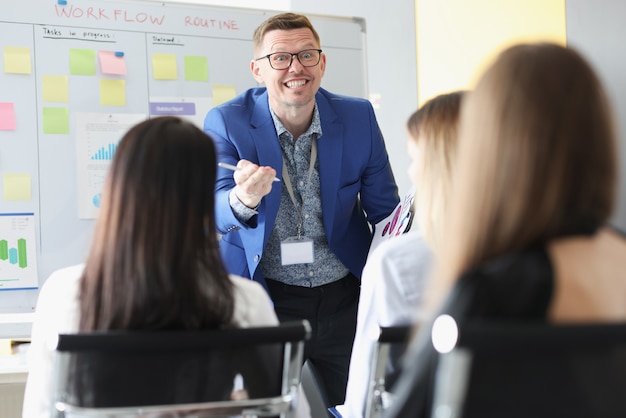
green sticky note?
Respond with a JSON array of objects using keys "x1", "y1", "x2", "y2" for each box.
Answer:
[
  {"x1": 42, "y1": 107, "x2": 69, "y2": 134},
  {"x1": 184, "y1": 55, "x2": 208, "y2": 82},
  {"x1": 70, "y1": 48, "x2": 96, "y2": 76}
]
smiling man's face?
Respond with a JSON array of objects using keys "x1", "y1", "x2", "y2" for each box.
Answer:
[{"x1": 250, "y1": 27, "x2": 326, "y2": 115}]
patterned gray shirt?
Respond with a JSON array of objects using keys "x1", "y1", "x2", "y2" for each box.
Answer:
[{"x1": 257, "y1": 104, "x2": 349, "y2": 287}]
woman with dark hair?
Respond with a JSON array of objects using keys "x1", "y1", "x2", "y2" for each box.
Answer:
[
  {"x1": 386, "y1": 43, "x2": 626, "y2": 417},
  {"x1": 23, "y1": 117, "x2": 279, "y2": 417}
]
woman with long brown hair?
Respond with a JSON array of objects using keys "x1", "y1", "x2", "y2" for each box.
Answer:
[
  {"x1": 23, "y1": 117, "x2": 278, "y2": 417},
  {"x1": 387, "y1": 42, "x2": 626, "y2": 417}
]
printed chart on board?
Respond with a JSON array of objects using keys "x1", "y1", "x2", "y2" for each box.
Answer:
[
  {"x1": 0, "y1": 213, "x2": 38, "y2": 291},
  {"x1": 75, "y1": 112, "x2": 146, "y2": 219}
]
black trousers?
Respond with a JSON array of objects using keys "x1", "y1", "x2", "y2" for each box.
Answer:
[{"x1": 266, "y1": 274, "x2": 360, "y2": 408}]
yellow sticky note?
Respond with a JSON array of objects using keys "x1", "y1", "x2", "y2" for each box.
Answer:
[
  {"x1": 0, "y1": 339, "x2": 12, "y2": 356},
  {"x1": 100, "y1": 79, "x2": 126, "y2": 106},
  {"x1": 152, "y1": 53, "x2": 178, "y2": 80},
  {"x1": 212, "y1": 84, "x2": 237, "y2": 106},
  {"x1": 184, "y1": 55, "x2": 208, "y2": 82},
  {"x1": 69, "y1": 48, "x2": 97, "y2": 76},
  {"x1": 42, "y1": 75, "x2": 69, "y2": 103},
  {"x1": 3, "y1": 173, "x2": 31, "y2": 201},
  {"x1": 42, "y1": 107, "x2": 70, "y2": 134},
  {"x1": 3, "y1": 46, "x2": 32, "y2": 74}
]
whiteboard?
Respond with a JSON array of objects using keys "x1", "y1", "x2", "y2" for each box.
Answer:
[{"x1": 0, "y1": 0, "x2": 367, "y2": 314}]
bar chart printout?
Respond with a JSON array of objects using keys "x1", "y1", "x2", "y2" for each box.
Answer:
[
  {"x1": 75, "y1": 112, "x2": 146, "y2": 219},
  {"x1": 0, "y1": 213, "x2": 38, "y2": 290}
]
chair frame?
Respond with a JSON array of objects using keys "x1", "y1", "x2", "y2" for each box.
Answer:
[
  {"x1": 52, "y1": 320, "x2": 311, "y2": 418},
  {"x1": 364, "y1": 325, "x2": 411, "y2": 418}
]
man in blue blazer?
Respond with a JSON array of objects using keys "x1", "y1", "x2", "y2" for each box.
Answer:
[{"x1": 204, "y1": 12, "x2": 399, "y2": 408}]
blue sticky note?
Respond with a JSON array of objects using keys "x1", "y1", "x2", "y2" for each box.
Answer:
[
  {"x1": 58, "y1": 0, "x2": 67, "y2": 4},
  {"x1": 115, "y1": 51, "x2": 124, "y2": 57}
]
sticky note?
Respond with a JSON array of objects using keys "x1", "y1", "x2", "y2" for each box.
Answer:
[
  {"x1": 3, "y1": 46, "x2": 32, "y2": 74},
  {"x1": 0, "y1": 102, "x2": 17, "y2": 130},
  {"x1": 98, "y1": 51, "x2": 127, "y2": 75},
  {"x1": 115, "y1": 51, "x2": 124, "y2": 57},
  {"x1": 3, "y1": 173, "x2": 31, "y2": 201},
  {"x1": 100, "y1": 79, "x2": 126, "y2": 106},
  {"x1": 69, "y1": 48, "x2": 96, "y2": 76},
  {"x1": 0, "y1": 339, "x2": 12, "y2": 356},
  {"x1": 42, "y1": 75, "x2": 69, "y2": 103},
  {"x1": 152, "y1": 53, "x2": 178, "y2": 80},
  {"x1": 184, "y1": 56, "x2": 208, "y2": 82},
  {"x1": 212, "y1": 84, "x2": 237, "y2": 106},
  {"x1": 42, "y1": 107, "x2": 69, "y2": 134}
]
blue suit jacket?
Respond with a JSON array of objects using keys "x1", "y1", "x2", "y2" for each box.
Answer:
[{"x1": 204, "y1": 87, "x2": 399, "y2": 289}]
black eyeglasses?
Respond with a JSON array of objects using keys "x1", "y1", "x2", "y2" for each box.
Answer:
[{"x1": 255, "y1": 49, "x2": 322, "y2": 70}]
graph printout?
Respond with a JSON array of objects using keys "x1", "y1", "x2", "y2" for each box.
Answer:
[
  {"x1": 368, "y1": 188, "x2": 416, "y2": 257},
  {"x1": 75, "y1": 112, "x2": 146, "y2": 219},
  {"x1": 0, "y1": 213, "x2": 38, "y2": 291}
]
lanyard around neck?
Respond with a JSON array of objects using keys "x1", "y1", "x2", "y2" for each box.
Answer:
[{"x1": 282, "y1": 139, "x2": 318, "y2": 238}]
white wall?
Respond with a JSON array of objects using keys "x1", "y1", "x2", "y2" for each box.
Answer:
[
  {"x1": 291, "y1": 1, "x2": 417, "y2": 197},
  {"x1": 156, "y1": 0, "x2": 418, "y2": 197},
  {"x1": 566, "y1": 0, "x2": 626, "y2": 230}
]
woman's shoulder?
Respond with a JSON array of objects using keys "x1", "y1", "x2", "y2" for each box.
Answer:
[
  {"x1": 607, "y1": 224, "x2": 626, "y2": 240},
  {"x1": 229, "y1": 275, "x2": 279, "y2": 326},
  {"x1": 369, "y1": 230, "x2": 431, "y2": 264},
  {"x1": 39, "y1": 264, "x2": 84, "y2": 299},
  {"x1": 451, "y1": 247, "x2": 554, "y2": 318},
  {"x1": 45, "y1": 264, "x2": 84, "y2": 281},
  {"x1": 474, "y1": 246, "x2": 551, "y2": 279},
  {"x1": 364, "y1": 230, "x2": 433, "y2": 288},
  {"x1": 33, "y1": 264, "x2": 84, "y2": 335},
  {"x1": 229, "y1": 274, "x2": 266, "y2": 294}
]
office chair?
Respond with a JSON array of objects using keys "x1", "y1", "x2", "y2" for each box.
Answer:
[
  {"x1": 52, "y1": 320, "x2": 311, "y2": 417},
  {"x1": 430, "y1": 320, "x2": 626, "y2": 418},
  {"x1": 364, "y1": 325, "x2": 411, "y2": 418}
]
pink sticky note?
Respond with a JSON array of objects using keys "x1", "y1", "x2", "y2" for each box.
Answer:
[
  {"x1": 0, "y1": 102, "x2": 17, "y2": 130},
  {"x1": 98, "y1": 50, "x2": 127, "y2": 75}
]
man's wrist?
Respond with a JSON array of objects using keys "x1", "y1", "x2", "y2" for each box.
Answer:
[{"x1": 229, "y1": 189, "x2": 259, "y2": 217}]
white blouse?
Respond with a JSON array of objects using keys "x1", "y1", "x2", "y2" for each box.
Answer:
[
  {"x1": 338, "y1": 230, "x2": 433, "y2": 418},
  {"x1": 22, "y1": 264, "x2": 279, "y2": 418}
]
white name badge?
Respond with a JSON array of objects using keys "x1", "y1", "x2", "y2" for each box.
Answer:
[{"x1": 281, "y1": 236, "x2": 314, "y2": 265}]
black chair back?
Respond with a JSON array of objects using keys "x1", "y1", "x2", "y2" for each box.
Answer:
[
  {"x1": 53, "y1": 320, "x2": 311, "y2": 417},
  {"x1": 432, "y1": 321, "x2": 626, "y2": 418}
]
